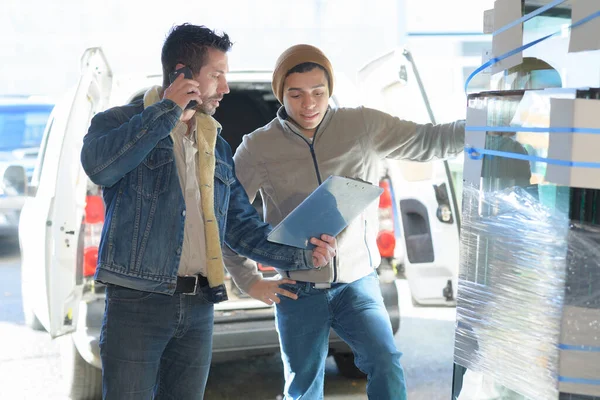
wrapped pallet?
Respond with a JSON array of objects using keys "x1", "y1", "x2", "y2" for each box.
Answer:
[
  {"x1": 455, "y1": 87, "x2": 600, "y2": 400},
  {"x1": 455, "y1": 0, "x2": 600, "y2": 397}
]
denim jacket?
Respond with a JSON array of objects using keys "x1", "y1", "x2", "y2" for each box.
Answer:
[{"x1": 81, "y1": 99, "x2": 314, "y2": 295}]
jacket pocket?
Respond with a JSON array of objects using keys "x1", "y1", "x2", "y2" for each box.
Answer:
[
  {"x1": 106, "y1": 284, "x2": 157, "y2": 303},
  {"x1": 214, "y1": 160, "x2": 235, "y2": 216},
  {"x1": 130, "y1": 145, "x2": 174, "y2": 198}
]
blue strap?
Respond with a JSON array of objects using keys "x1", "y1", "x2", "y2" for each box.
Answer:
[
  {"x1": 465, "y1": 146, "x2": 600, "y2": 169},
  {"x1": 559, "y1": 343, "x2": 600, "y2": 352},
  {"x1": 466, "y1": 126, "x2": 600, "y2": 134},
  {"x1": 465, "y1": 33, "x2": 555, "y2": 92},
  {"x1": 465, "y1": 9, "x2": 600, "y2": 92},
  {"x1": 493, "y1": 0, "x2": 567, "y2": 36},
  {"x1": 558, "y1": 376, "x2": 600, "y2": 386}
]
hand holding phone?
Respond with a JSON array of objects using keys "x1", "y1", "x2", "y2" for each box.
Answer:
[{"x1": 165, "y1": 66, "x2": 201, "y2": 110}]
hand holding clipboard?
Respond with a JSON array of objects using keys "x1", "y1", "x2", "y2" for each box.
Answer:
[{"x1": 267, "y1": 176, "x2": 383, "y2": 249}]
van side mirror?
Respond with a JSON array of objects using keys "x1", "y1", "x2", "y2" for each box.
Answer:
[{"x1": 2, "y1": 165, "x2": 28, "y2": 196}]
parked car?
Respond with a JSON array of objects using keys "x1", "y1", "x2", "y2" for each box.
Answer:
[
  {"x1": 0, "y1": 97, "x2": 52, "y2": 239},
  {"x1": 19, "y1": 48, "x2": 404, "y2": 399},
  {"x1": 0, "y1": 163, "x2": 29, "y2": 239}
]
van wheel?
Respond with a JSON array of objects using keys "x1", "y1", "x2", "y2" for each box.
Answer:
[
  {"x1": 333, "y1": 353, "x2": 367, "y2": 379},
  {"x1": 60, "y1": 335, "x2": 102, "y2": 400}
]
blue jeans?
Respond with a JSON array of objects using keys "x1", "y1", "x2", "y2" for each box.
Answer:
[
  {"x1": 99, "y1": 284, "x2": 214, "y2": 399},
  {"x1": 275, "y1": 272, "x2": 406, "y2": 400}
]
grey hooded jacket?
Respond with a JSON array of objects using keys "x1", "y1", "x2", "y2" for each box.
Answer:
[{"x1": 223, "y1": 105, "x2": 465, "y2": 291}]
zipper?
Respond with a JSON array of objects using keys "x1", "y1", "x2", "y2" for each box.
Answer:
[
  {"x1": 332, "y1": 253, "x2": 338, "y2": 283},
  {"x1": 290, "y1": 125, "x2": 323, "y2": 186},
  {"x1": 364, "y1": 219, "x2": 372, "y2": 267},
  {"x1": 308, "y1": 143, "x2": 323, "y2": 186},
  {"x1": 289, "y1": 123, "x2": 338, "y2": 283}
]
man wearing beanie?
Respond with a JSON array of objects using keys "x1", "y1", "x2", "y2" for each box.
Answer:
[{"x1": 224, "y1": 44, "x2": 465, "y2": 400}]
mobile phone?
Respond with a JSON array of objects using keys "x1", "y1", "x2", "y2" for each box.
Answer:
[{"x1": 168, "y1": 66, "x2": 198, "y2": 110}]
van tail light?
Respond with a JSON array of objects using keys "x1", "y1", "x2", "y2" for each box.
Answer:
[
  {"x1": 377, "y1": 178, "x2": 396, "y2": 258},
  {"x1": 379, "y1": 180, "x2": 393, "y2": 209},
  {"x1": 83, "y1": 194, "x2": 104, "y2": 277},
  {"x1": 83, "y1": 247, "x2": 99, "y2": 278},
  {"x1": 377, "y1": 230, "x2": 396, "y2": 258}
]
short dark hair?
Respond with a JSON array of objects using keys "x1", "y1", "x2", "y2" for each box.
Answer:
[
  {"x1": 161, "y1": 24, "x2": 233, "y2": 89},
  {"x1": 285, "y1": 62, "x2": 331, "y2": 91}
]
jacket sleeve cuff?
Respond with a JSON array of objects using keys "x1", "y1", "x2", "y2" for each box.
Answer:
[
  {"x1": 298, "y1": 249, "x2": 314, "y2": 270},
  {"x1": 155, "y1": 99, "x2": 182, "y2": 126}
]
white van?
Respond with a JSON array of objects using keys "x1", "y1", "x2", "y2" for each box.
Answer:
[{"x1": 358, "y1": 48, "x2": 462, "y2": 305}]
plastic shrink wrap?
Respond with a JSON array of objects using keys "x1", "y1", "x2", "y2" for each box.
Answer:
[{"x1": 456, "y1": 88, "x2": 600, "y2": 400}]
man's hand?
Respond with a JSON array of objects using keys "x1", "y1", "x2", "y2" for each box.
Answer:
[
  {"x1": 310, "y1": 234, "x2": 337, "y2": 268},
  {"x1": 247, "y1": 277, "x2": 298, "y2": 305},
  {"x1": 162, "y1": 72, "x2": 202, "y2": 113}
]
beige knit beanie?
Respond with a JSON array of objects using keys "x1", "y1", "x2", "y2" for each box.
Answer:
[{"x1": 272, "y1": 44, "x2": 334, "y2": 104}]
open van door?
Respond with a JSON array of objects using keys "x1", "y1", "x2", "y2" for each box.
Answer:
[
  {"x1": 358, "y1": 48, "x2": 461, "y2": 305},
  {"x1": 25, "y1": 48, "x2": 112, "y2": 337}
]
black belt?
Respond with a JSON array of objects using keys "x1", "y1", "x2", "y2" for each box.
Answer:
[{"x1": 175, "y1": 274, "x2": 209, "y2": 295}]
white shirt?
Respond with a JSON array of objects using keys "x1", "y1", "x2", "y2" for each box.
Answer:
[{"x1": 171, "y1": 120, "x2": 207, "y2": 277}]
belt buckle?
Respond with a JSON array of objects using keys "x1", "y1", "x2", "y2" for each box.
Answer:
[
  {"x1": 313, "y1": 283, "x2": 332, "y2": 289},
  {"x1": 183, "y1": 275, "x2": 199, "y2": 295}
]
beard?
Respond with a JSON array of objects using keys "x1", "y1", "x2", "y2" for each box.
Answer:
[
  {"x1": 194, "y1": 96, "x2": 222, "y2": 116},
  {"x1": 194, "y1": 103, "x2": 215, "y2": 116}
]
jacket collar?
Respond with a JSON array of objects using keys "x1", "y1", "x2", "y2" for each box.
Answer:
[
  {"x1": 143, "y1": 86, "x2": 222, "y2": 136},
  {"x1": 276, "y1": 105, "x2": 335, "y2": 140}
]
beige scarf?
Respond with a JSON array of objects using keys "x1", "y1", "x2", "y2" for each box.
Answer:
[{"x1": 144, "y1": 86, "x2": 225, "y2": 289}]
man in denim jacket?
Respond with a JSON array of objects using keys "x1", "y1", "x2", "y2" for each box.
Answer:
[{"x1": 80, "y1": 25, "x2": 336, "y2": 400}]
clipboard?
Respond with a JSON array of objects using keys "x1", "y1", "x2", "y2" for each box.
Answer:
[{"x1": 267, "y1": 175, "x2": 384, "y2": 249}]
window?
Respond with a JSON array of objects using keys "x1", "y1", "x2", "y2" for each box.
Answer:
[
  {"x1": 32, "y1": 117, "x2": 54, "y2": 187},
  {"x1": 0, "y1": 105, "x2": 52, "y2": 151}
]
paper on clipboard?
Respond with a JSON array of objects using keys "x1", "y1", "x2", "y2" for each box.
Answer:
[{"x1": 267, "y1": 175, "x2": 383, "y2": 249}]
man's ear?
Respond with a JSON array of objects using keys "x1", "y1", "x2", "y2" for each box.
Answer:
[{"x1": 174, "y1": 63, "x2": 186, "y2": 71}]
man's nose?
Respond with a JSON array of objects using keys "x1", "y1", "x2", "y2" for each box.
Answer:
[
  {"x1": 219, "y1": 79, "x2": 230, "y2": 95},
  {"x1": 302, "y1": 98, "x2": 315, "y2": 109}
]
